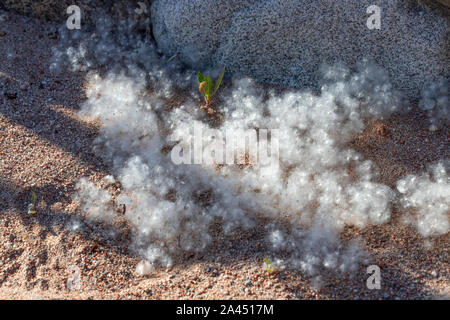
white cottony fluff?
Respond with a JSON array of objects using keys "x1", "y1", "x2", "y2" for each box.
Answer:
[
  {"x1": 135, "y1": 260, "x2": 155, "y2": 276},
  {"x1": 75, "y1": 62, "x2": 400, "y2": 271},
  {"x1": 266, "y1": 223, "x2": 368, "y2": 276},
  {"x1": 397, "y1": 161, "x2": 450, "y2": 237},
  {"x1": 74, "y1": 178, "x2": 115, "y2": 223},
  {"x1": 419, "y1": 79, "x2": 450, "y2": 130}
]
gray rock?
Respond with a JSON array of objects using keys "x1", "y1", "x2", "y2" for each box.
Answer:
[
  {"x1": 152, "y1": 0, "x2": 255, "y2": 66},
  {"x1": 152, "y1": 0, "x2": 450, "y2": 97}
]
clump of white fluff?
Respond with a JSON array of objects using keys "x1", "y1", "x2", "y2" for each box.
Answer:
[
  {"x1": 419, "y1": 79, "x2": 450, "y2": 131},
  {"x1": 397, "y1": 161, "x2": 450, "y2": 237},
  {"x1": 215, "y1": 62, "x2": 399, "y2": 231},
  {"x1": 135, "y1": 260, "x2": 155, "y2": 276},
  {"x1": 267, "y1": 224, "x2": 368, "y2": 276},
  {"x1": 74, "y1": 178, "x2": 115, "y2": 223},
  {"x1": 80, "y1": 71, "x2": 253, "y2": 266},
  {"x1": 76, "y1": 61, "x2": 399, "y2": 271},
  {"x1": 209, "y1": 63, "x2": 399, "y2": 272}
]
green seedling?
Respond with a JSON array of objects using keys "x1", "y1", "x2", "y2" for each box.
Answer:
[
  {"x1": 198, "y1": 67, "x2": 225, "y2": 107},
  {"x1": 263, "y1": 257, "x2": 274, "y2": 273},
  {"x1": 27, "y1": 191, "x2": 37, "y2": 215}
]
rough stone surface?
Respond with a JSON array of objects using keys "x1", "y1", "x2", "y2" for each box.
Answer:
[
  {"x1": 152, "y1": 0, "x2": 450, "y2": 97},
  {"x1": 151, "y1": 0, "x2": 255, "y2": 66}
]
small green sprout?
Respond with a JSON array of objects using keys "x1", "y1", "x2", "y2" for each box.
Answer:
[
  {"x1": 263, "y1": 257, "x2": 274, "y2": 273},
  {"x1": 198, "y1": 67, "x2": 225, "y2": 107},
  {"x1": 27, "y1": 191, "x2": 37, "y2": 215}
]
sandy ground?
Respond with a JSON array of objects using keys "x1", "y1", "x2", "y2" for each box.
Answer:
[{"x1": 0, "y1": 12, "x2": 448, "y2": 300}]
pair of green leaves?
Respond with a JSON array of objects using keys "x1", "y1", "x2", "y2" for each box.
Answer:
[
  {"x1": 198, "y1": 67, "x2": 226, "y2": 100},
  {"x1": 263, "y1": 257, "x2": 274, "y2": 273}
]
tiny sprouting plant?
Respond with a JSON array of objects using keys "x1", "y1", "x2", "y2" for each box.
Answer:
[
  {"x1": 198, "y1": 67, "x2": 225, "y2": 107},
  {"x1": 27, "y1": 191, "x2": 37, "y2": 215},
  {"x1": 263, "y1": 257, "x2": 274, "y2": 273}
]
